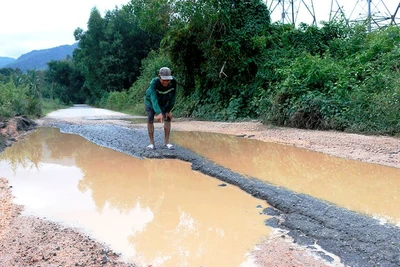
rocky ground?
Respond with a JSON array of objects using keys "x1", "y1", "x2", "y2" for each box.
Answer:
[{"x1": 1, "y1": 114, "x2": 399, "y2": 267}]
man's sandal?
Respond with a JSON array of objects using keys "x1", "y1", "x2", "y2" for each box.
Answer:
[
  {"x1": 146, "y1": 144, "x2": 155, "y2": 150},
  {"x1": 163, "y1": 144, "x2": 175, "y2": 150}
]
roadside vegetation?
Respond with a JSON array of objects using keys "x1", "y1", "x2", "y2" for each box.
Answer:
[
  {"x1": 0, "y1": 68, "x2": 69, "y2": 120},
  {"x1": 1, "y1": 0, "x2": 399, "y2": 135}
]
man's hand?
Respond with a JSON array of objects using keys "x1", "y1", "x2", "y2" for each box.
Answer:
[
  {"x1": 166, "y1": 112, "x2": 173, "y2": 121},
  {"x1": 156, "y1": 113, "x2": 163, "y2": 123}
]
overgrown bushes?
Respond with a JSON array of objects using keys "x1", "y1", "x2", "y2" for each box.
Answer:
[
  {"x1": 0, "y1": 82, "x2": 41, "y2": 120},
  {"x1": 99, "y1": 15, "x2": 399, "y2": 135},
  {"x1": 259, "y1": 25, "x2": 400, "y2": 134}
]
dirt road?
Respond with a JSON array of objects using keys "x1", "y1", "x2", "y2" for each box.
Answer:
[{"x1": 1, "y1": 105, "x2": 400, "y2": 266}]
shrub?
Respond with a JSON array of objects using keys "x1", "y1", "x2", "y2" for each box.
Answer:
[
  {"x1": 0, "y1": 82, "x2": 39, "y2": 120},
  {"x1": 104, "y1": 91, "x2": 129, "y2": 111}
]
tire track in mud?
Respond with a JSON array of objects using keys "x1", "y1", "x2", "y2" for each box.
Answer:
[{"x1": 52, "y1": 122, "x2": 400, "y2": 267}]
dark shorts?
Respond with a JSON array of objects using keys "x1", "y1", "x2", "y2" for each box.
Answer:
[{"x1": 145, "y1": 105, "x2": 171, "y2": 123}]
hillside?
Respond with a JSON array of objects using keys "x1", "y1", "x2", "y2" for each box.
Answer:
[
  {"x1": 4, "y1": 43, "x2": 79, "y2": 72},
  {"x1": 0, "y1": 57, "x2": 16, "y2": 68}
]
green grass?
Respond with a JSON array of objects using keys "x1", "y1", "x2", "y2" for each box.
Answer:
[{"x1": 41, "y1": 98, "x2": 70, "y2": 116}]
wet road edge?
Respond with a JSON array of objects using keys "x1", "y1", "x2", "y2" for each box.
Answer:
[{"x1": 51, "y1": 122, "x2": 400, "y2": 267}]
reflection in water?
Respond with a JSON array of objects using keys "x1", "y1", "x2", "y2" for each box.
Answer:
[
  {"x1": 0, "y1": 128, "x2": 271, "y2": 267},
  {"x1": 172, "y1": 131, "x2": 400, "y2": 225}
]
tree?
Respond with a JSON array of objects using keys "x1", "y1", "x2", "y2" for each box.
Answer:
[
  {"x1": 164, "y1": 0, "x2": 272, "y2": 118},
  {"x1": 73, "y1": 7, "x2": 106, "y2": 103},
  {"x1": 45, "y1": 60, "x2": 85, "y2": 103},
  {"x1": 73, "y1": 6, "x2": 163, "y2": 104}
]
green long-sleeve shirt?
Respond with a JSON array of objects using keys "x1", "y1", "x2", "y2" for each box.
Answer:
[{"x1": 144, "y1": 77, "x2": 177, "y2": 114}]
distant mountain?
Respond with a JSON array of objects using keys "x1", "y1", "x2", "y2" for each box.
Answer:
[
  {"x1": 4, "y1": 43, "x2": 79, "y2": 72},
  {"x1": 0, "y1": 57, "x2": 16, "y2": 68}
]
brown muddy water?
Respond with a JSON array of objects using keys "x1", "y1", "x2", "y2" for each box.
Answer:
[
  {"x1": 172, "y1": 131, "x2": 400, "y2": 226},
  {"x1": 0, "y1": 127, "x2": 271, "y2": 267}
]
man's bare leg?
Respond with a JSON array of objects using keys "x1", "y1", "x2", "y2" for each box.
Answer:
[
  {"x1": 164, "y1": 121, "x2": 171, "y2": 145},
  {"x1": 147, "y1": 122, "x2": 155, "y2": 145}
]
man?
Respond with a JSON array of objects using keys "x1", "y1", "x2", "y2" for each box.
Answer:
[{"x1": 144, "y1": 67, "x2": 177, "y2": 150}]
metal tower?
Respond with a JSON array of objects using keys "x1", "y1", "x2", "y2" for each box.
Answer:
[
  {"x1": 332, "y1": 0, "x2": 400, "y2": 31},
  {"x1": 265, "y1": 0, "x2": 317, "y2": 26},
  {"x1": 266, "y1": 0, "x2": 400, "y2": 31}
]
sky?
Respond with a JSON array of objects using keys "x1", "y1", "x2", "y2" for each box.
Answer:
[
  {"x1": 1, "y1": 0, "x2": 398, "y2": 59},
  {"x1": 0, "y1": 0, "x2": 129, "y2": 58}
]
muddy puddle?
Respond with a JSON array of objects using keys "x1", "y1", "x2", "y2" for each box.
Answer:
[
  {"x1": 0, "y1": 127, "x2": 271, "y2": 267},
  {"x1": 172, "y1": 131, "x2": 400, "y2": 225}
]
